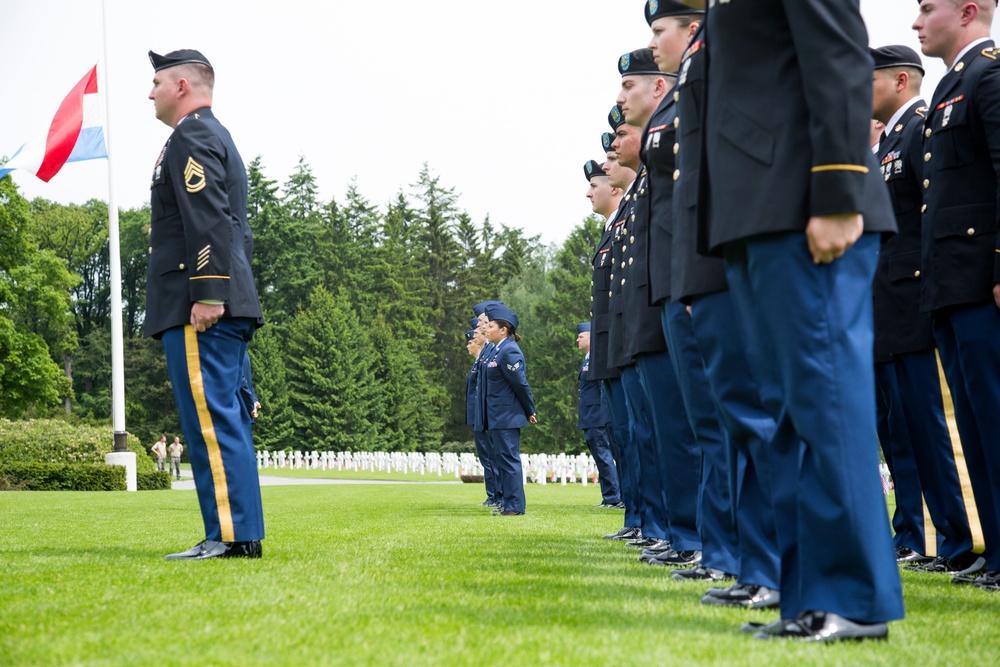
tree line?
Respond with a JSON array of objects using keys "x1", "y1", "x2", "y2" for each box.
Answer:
[{"x1": 0, "y1": 159, "x2": 601, "y2": 454}]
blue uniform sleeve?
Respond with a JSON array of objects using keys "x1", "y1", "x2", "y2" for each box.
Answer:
[
  {"x1": 782, "y1": 0, "x2": 872, "y2": 216},
  {"x1": 165, "y1": 119, "x2": 236, "y2": 303},
  {"x1": 499, "y1": 347, "x2": 536, "y2": 418}
]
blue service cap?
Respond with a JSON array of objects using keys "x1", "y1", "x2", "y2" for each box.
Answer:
[
  {"x1": 472, "y1": 300, "x2": 503, "y2": 317},
  {"x1": 577, "y1": 322, "x2": 591, "y2": 334},
  {"x1": 469, "y1": 317, "x2": 479, "y2": 330},
  {"x1": 646, "y1": 0, "x2": 705, "y2": 26},
  {"x1": 485, "y1": 303, "x2": 519, "y2": 331}
]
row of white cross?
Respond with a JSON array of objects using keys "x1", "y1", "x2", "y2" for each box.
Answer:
[
  {"x1": 253, "y1": 451, "x2": 895, "y2": 493},
  {"x1": 254, "y1": 450, "x2": 605, "y2": 485}
]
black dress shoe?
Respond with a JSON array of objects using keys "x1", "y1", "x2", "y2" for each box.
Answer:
[
  {"x1": 603, "y1": 526, "x2": 641, "y2": 540},
  {"x1": 907, "y1": 552, "x2": 986, "y2": 575},
  {"x1": 638, "y1": 540, "x2": 673, "y2": 562},
  {"x1": 741, "y1": 618, "x2": 787, "y2": 635},
  {"x1": 672, "y1": 566, "x2": 733, "y2": 582},
  {"x1": 499, "y1": 510, "x2": 524, "y2": 516},
  {"x1": 648, "y1": 549, "x2": 701, "y2": 567},
  {"x1": 895, "y1": 546, "x2": 931, "y2": 564},
  {"x1": 702, "y1": 583, "x2": 779, "y2": 608},
  {"x1": 166, "y1": 539, "x2": 262, "y2": 560},
  {"x1": 627, "y1": 537, "x2": 659, "y2": 549},
  {"x1": 974, "y1": 571, "x2": 1000, "y2": 591},
  {"x1": 753, "y1": 610, "x2": 888, "y2": 642}
]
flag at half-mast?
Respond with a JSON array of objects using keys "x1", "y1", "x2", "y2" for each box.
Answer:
[{"x1": 0, "y1": 64, "x2": 107, "y2": 182}]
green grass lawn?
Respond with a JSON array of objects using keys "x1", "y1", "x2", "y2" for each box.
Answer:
[{"x1": 2, "y1": 484, "x2": 998, "y2": 666}]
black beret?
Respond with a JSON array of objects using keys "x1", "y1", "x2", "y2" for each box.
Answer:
[
  {"x1": 645, "y1": 0, "x2": 705, "y2": 25},
  {"x1": 149, "y1": 49, "x2": 213, "y2": 72},
  {"x1": 465, "y1": 329, "x2": 476, "y2": 342},
  {"x1": 870, "y1": 45, "x2": 924, "y2": 76},
  {"x1": 608, "y1": 105, "x2": 625, "y2": 131},
  {"x1": 602, "y1": 132, "x2": 615, "y2": 153},
  {"x1": 619, "y1": 48, "x2": 660, "y2": 76},
  {"x1": 584, "y1": 160, "x2": 606, "y2": 181}
]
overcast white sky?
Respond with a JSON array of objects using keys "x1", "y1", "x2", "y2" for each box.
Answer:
[{"x1": 2, "y1": 1, "x2": 997, "y2": 245}]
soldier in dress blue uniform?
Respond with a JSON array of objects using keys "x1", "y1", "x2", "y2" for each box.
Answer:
[
  {"x1": 575, "y1": 322, "x2": 622, "y2": 508},
  {"x1": 482, "y1": 303, "x2": 537, "y2": 516},
  {"x1": 466, "y1": 319, "x2": 499, "y2": 507},
  {"x1": 913, "y1": 0, "x2": 1000, "y2": 590},
  {"x1": 606, "y1": 93, "x2": 675, "y2": 554},
  {"x1": 639, "y1": 3, "x2": 741, "y2": 581},
  {"x1": 662, "y1": 8, "x2": 781, "y2": 609},
  {"x1": 593, "y1": 138, "x2": 645, "y2": 541},
  {"x1": 145, "y1": 49, "x2": 265, "y2": 560},
  {"x1": 692, "y1": 0, "x2": 905, "y2": 640},
  {"x1": 869, "y1": 44, "x2": 988, "y2": 577},
  {"x1": 614, "y1": 48, "x2": 703, "y2": 566},
  {"x1": 472, "y1": 303, "x2": 503, "y2": 508}
]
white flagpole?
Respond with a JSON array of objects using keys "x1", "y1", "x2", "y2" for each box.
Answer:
[{"x1": 101, "y1": 0, "x2": 136, "y2": 491}]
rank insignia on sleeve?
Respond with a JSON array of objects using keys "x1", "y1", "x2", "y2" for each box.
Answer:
[
  {"x1": 184, "y1": 157, "x2": 206, "y2": 193},
  {"x1": 197, "y1": 244, "x2": 211, "y2": 271},
  {"x1": 508, "y1": 362, "x2": 521, "y2": 372}
]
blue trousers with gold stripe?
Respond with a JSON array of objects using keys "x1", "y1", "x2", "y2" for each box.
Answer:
[{"x1": 162, "y1": 319, "x2": 264, "y2": 543}]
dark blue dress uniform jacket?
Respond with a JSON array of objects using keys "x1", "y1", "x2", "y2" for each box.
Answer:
[
  {"x1": 144, "y1": 107, "x2": 263, "y2": 339},
  {"x1": 578, "y1": 354, "x2": 611, "y2": 429},
  {"x1": 473, "y1": 343, "x2": 493, "y2": 432},
  {"x1": 589, "y1": 202, "x2": 625, "y2": 381},
  {"x1": 670, "y1": 27, "x2": 727, "y2": 303},
  {"x1": 606, "y1": 193, "x2": 637, "y2": 370},
  {"x1": 616, "y1": 169, "x2": 668, "y2": 361},
  {"x1": 466, "y1": 354, "x2": 480, "y2": 426},
  {"x1": 643, "y1": 87, "x2": 680, "y2": 306},
  {"x1": 920, "y1": 42, "x2": 1000, "y2": 313},
  {"x1": 482, "y1": 339, "x2": 536, "y2": 430},
  {"x1": 873, "y1": 100, "x2": 935, "y2": 358},
  {"x1": 698, "y1": 1, "x2": 896, "y2": 252}
]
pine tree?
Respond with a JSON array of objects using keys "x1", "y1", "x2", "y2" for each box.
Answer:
[
  {"x1": 246, "y1": 325, "x2": 295, "y2": 451},
  {"x1": 285, "y1": 286, "x2": 381, "y2": 451}
]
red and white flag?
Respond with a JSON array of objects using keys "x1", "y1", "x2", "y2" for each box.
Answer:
[{"x1": 0, "y1": 65, "x2": 107, "y2": 182}]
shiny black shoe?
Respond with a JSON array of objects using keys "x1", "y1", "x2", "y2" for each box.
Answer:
[
  {"x1": 753, "y1": 610, "x2": 888, "y2": 642},
  {"x1": 478, "y1": 500, "x2": 493, "y2": 507},
  {"x1": 702, "y1": 583, "x2": 779, "y2": 608},
  {"x1": 895, "y1": 546, "x2": 931, "y2": 564},
  {"x1": 907, "y1": 552, "x2": 986, "y2": 575},
  {"x1": 603, "y1": 526, "x2": 641, "y2": 541},
  {"x1": 638, "y1": 540, "x2": 673, "y2": 562},
  {"x1": 648, "y1": 549, "x2": 701, "y2": 567},
  {"x1": 499, "y1": 510, "x2": 524, "y2": 516},
  {"x1": 741, "y1": 618, "x2": 787, "y2": 635},
  {"x1": 974, "y1": 571, "x2": 1000, "y2": 591},
  {"x1": 627, "y1": 537, "x2": 659, "y2": 549},
  {"x1": 672, "y1": 566, "x2": 733, "y2": 582},
  {"x1": 166, "y1": 539, "x2": 261, "y2": 560}
]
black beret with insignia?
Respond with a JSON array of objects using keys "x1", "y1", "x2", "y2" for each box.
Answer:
[
  {"x1": 465, "y1": 329, "x2": 476, "y2": 342},
  {"x1": 645, "y1": 0, "x2": 705, "y2": 26},
  {"x1": 619, "y1": 48, "x2": 660, "y2": 76},
  {"x1": 149, "y1": 49, "x2": 214, "y2": 72},
  {"x1": 608, "y1": 105, "x2": 626, "y2": 131},
  {"x1": 602, "y1": 132, "x2": 615, "y2": 153},
  {"x1": 584, "y1": 160, "x2": 606, "y2": 181},
  {"x1": 870, "y1": 45, "x2": 924, "y2": 76}
]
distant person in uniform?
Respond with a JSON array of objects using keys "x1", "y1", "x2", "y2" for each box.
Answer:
[
  {"x1": 482, "y1": 303, "x2": 537, "y2": 516},
  {"x1": 472, "y1": 303, "x2": 503, "y2": 508},
  {"x1": 913, "y1": 0, "x2": 1000, "y2": 590},
  {"x1": 575, "y1": 322, "x2": 622, "y2": 508},
  {"x1": 145, "y1": 48, "x2": 265, "y2": 560},
  {"x1": 169, "y1": 437, "x2": 184, "y2": 480},
  {"x1": 151, "y1": 435, "x2": 167, "y2": 471}
]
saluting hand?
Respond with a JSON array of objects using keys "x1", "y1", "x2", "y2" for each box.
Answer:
[
  {"x1": 191, "y1": 302, "x2": 225, "y2": 333},
  {"x1": 806, "y1": 213, "x2": 863, "y2": 265}
]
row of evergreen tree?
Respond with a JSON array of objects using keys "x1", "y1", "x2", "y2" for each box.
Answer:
[{"x1": 0, "y1": 159, "x2": 601, "y2": 453}]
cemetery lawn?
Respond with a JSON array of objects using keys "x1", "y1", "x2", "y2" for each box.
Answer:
[{"x1": 2, "y1": 484, "x2": 998, "y2": 666}]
